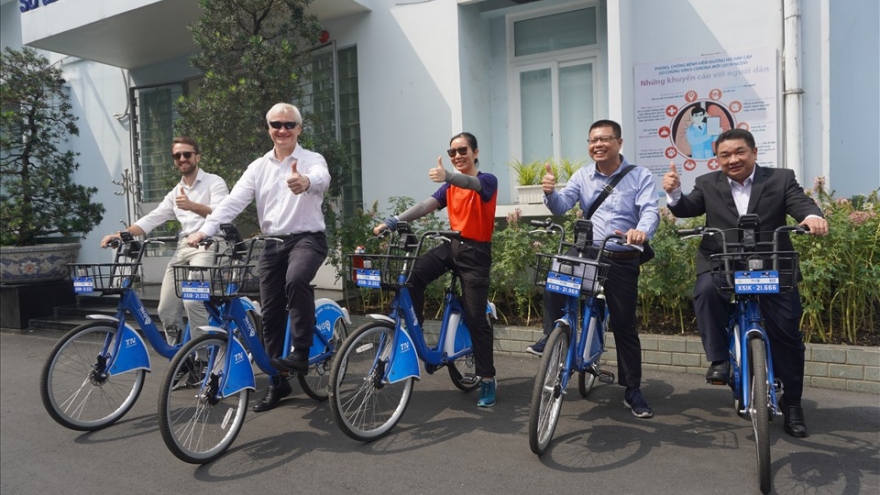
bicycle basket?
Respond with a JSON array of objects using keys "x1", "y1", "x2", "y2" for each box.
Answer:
[
  {"x1": 534, "y1": 253, "x2": 609, "y2": 296},
  {"x1": 347, "y1": 253, "x2": 418, "y2": 289},
  {"x1": 708, "y1": 251, "x2": 800, "y2": 294},
  {"x1": 172, "y1": 262, "x2": 258, "y2": 301},
  {"x1": 69, "y1": 263, "x2": 141, "y2": 294}
]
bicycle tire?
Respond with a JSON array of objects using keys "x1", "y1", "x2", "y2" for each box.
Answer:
[
  {"x1": 329, "y1": 321, "x2": 414, "y2": 442},
  {"x1": 299, "y1": 318, "x2": 348, "y2": 401},
  {"x1": 528, "y1": 326, "x2": 570, "y2": 456},
  {"x1": 448, "y1": 311, "x2": 492, "y2": 392},
  {"x1": 158, "y1": 334, "x2": 249, "y2": 464},
  {"x1": 748, "y1": 335, "x2": 771, "y2": 494},
  {"x1": 578, "y1": 309, "x2": 603, "y2": 398},
  {"x1": 40, "y1": 321, "x2": 146, "y2": 431}
]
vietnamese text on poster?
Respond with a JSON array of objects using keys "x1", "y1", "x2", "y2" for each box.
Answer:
[{"x1": 634, "y1": 49, "x2": 778, "y2": 193}]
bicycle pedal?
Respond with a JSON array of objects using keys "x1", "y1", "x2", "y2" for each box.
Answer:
[
  {"x1": 706, "y1": 378, "x2": 728, "y2": 386},
  {"x1": 459, "y1": 374, "x2": 480, "y2": 386},
  {"x1": 598, "y1": 371, "x2": 615, "y2": 384}
]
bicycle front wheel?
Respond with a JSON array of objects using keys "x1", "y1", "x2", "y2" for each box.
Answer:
[
  {"x1": 528, "y1": 326, "x2": 570, "y2": 456},
  {"x1": 329, "y1": 321, "x2": 414, "y2": 442},
  {"x1": 158, "y1": 334, "x2": 249, "y2": 464},
  {"x1": 40, "y1": 321, "x2": 146, "y2": 431},
  {"x1": 299, "y1": 318, "x2": 348, "y2": 401},
  {"x1": 748, "y1": 335, "x2": 771, "y2": 494}
]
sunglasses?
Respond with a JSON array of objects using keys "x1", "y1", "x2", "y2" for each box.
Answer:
[
  {"x1": 269, "y1": 121, "x2": 298, "y2": 130},
  {"x1": 172, "y1": 151, "x2": 196, "y2": 160},
  {"x1": 446, "y1": 146, "x2": 469, "y2": 158}
]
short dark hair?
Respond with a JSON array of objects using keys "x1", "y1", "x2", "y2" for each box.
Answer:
[
  {"x1": 715, "y1": 128, "x2": 755, "y2": 150},
  {"x1": 590, "y1": 119, "x2": 621, "y2": 138},
  {"x1": 172, "y1": 136, "x2": 200, "y2": 154},
  {"x1": 691, "y1": 103, "x2": 706, "y2": 117}
]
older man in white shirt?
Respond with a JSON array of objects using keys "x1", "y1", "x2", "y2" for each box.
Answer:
[
  {"x1": 188, "y1": 102, "x2": 331, "y2": 412},
  {"x1": 101, "y1": 137, "x2": 229, "y2": 343}
]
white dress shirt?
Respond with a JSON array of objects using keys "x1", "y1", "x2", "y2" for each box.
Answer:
[
  {"x1": 134, "y1": 168, "x2": 229, "y2": 236},
  {"x1": 200, "y1": 144, "x2": 331, "y2": 237}
]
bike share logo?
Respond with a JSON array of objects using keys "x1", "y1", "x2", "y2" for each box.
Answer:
[
  {"x1": 244, "y1": 315, "x2": 256, "y2": 338},
  {"x1": 317, "y1": 320, "x2": 331, "y2": 336},
  {"x1": 399, "y1": 341, "x2": 411, "y2": 353},
  {"x1": 125, "y1": 337, "x2": 137, "y2": 348},
  {"x1": 234, "y1": 351, "x2": 246, "y2": 364},
  {"x1": 138, "y1": 305, "x2": 152, "y2": 326}
]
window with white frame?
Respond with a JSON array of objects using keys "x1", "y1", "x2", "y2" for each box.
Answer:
[{"x1": 509, "y1": 6, "x2": 600, "y2": 165}]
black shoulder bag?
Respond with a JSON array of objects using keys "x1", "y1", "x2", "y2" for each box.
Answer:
[{"x1": 585, "y1": 165, "x2": 655, "y2": 265}]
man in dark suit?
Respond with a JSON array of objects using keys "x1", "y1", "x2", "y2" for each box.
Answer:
[{"x1": 663, "y1": 128, "x2": 828, "y2": 438}]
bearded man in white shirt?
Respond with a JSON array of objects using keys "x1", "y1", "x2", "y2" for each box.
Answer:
[
  {"x1": 188, "y1": 103, "x2": 331, "y2": 412},
  {"x1": 101, "y1": 136, "x2": 229, "y2": 343}
]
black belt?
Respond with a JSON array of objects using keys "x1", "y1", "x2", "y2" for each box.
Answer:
[{"x1": 601, "y1": 249, "x2": 640, "y2": 260}]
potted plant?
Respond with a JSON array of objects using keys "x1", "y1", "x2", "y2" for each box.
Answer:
[
  {"x1": 0, "y1": 47, "x2": 105, "y2": 284},
  {"x1": 509, "y1": 158, "x2": 581, "y2": 204}
]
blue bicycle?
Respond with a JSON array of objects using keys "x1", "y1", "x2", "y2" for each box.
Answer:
[
  {"x1": 38, "y1": 232, "x2": 234, "y2": 431},
  {"x1": 527, "y1": 218, "x2": 622, "y2": 455},
  {"x1": 157, "y1": 229, "x2": 350, "y2": 463},
  {"x1": 328, "y1": 223, "x2": 497, "y2": 442},
  {"x1": 677, "y1": 215, "x2": 808, "y2": 494}
]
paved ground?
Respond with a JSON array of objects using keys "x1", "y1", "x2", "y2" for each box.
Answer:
[{"x1": 1, "y1": 329, "x2": 878, "y2": 495}]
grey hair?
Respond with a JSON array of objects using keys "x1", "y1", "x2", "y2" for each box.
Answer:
[{"x1": 266, "y1": 103, "x2": 302, "y2": 125}]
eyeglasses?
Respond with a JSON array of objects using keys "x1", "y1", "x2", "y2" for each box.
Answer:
[
  {"x1": 172, "y1": 151, "x2": 196, "y2": 160},
  {"x1": 269, "y1": 121, "x2": 298, "y2": 130},
  {"x1": 588, "y1": 136, "x2": 619, "y2": 145},
  {"x1": 446, "y1": 146, "x2": 469, "y2": 158}
]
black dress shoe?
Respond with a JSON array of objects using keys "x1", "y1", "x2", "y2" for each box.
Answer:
[
  {"x1": 705, "y1": 360, "x2": 730, "y2": 384},
  {"x1": 253, "y1": 376, "x2": 293, "y2": 412},
  {"x1": 782, "y1": 404, "x2": 809, "y2": 438},
  {"x1": 271, "y1": 353, "x2": 309, "y2": 374}
]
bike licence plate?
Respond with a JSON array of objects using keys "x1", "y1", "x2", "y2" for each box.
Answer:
[
  {"x1": 181, "y1": 281, "x2": 211, "y2": 300},
  {"x1": 734, "y1": 271, "x2": 780, "y2": 294},
  {"x1": 355, "y1": 268, "x2": 381, "y2": 289},
  {"x1": 72, "y1": 276, "x2": 95, "y2": 293},
  {"x1": 545, "y1": 271, "x2": 582, "y2": 297}
]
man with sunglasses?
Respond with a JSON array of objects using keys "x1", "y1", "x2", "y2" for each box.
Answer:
[
  {"x1": 100, "y1": 136, "x2": 229, "y2": 344},
  {"x1": 187, "y1": 103, "x2": 331, "y2": 413}
]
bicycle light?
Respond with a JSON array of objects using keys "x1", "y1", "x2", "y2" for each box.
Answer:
[{"x1": 747, "y1": 256, "x2": 764, "y2": 271}]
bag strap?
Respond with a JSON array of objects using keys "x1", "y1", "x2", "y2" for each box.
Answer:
[{"x1": 585, "y1": 164, "x2": 636, "y2": 219}]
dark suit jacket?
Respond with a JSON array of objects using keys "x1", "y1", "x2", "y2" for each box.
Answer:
[{"x1": 668, "y1": 165, "x2": 822, "y2": 275}]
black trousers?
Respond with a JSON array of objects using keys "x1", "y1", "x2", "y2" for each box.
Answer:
[
  {"x1": 693, "y1": 271, "x2": 806, "y2": 399},
  {"x1": 409, "y1": 238, "x2": 495, "y2": 378},
  {"x1": 257, "y1": 233, "x2": 328, "y2": 359},
  {"x1": 543, "y1": 252, "x2": 642, "y2": 389}
]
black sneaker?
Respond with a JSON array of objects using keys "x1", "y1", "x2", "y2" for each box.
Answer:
[
  {"x1": 526, "y1": 335, "x2": 548, "y2": 357},
  {"x1": 623, "y1": 387, "x2": 653, "y2": 419}
]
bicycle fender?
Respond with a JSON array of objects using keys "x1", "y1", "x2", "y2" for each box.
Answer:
[
  {"x1": 387, "y1": 326, "x2": 421, "y2": 384},
  {"x1": 367, "y1": 314, "x2": 395, "y2": 324},
  {"x1": 239, "y1": 296, "x2": 261, "y2": 315},
  {"x1": 309, "y1": 299, "x2": 352, "y2": 359},
  {"x1": 486, "y1": 301, "x2": 497, "y2": 319},
  {"x1": 108, "y1": 323, "x2": 152, "y2": 375},
  {"x1": 221, "y1": 336, "x2": 256, "y2": 396}
]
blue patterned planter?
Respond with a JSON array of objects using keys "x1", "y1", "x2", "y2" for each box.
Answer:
[{"x1": 0, "y1": 243, "x2": 82, "y2": 284}]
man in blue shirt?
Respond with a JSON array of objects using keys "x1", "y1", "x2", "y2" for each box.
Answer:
[{"x1": 528, "y1": 120, "x2": 660, "y2": 418}]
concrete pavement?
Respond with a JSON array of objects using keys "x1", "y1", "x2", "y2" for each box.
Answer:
[{"x1": 1, "y1": 329, "x2": 878, "y2": 495}]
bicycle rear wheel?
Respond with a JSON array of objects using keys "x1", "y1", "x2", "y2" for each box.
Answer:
[
  {"x1": 299, "y1": 318, "x2": 348, "y2": 401},
  {"x1": 40, "y1": 321, "x2": 146, "y2": 431},
  {"x1": 329, "y1": 321, "x2": 414, "y2": 442},
  {"x1": 748, "y1": 335, "x2": 771, "y2": 494},
  {"x1": 158, "y1": 334, "x2": 249, "y2": 464},
  {"x1": 528, "y1": 326, "x2": 570, "y2": 456}
]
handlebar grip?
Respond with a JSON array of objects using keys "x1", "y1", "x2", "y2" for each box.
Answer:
[
  {"x1": 530, "y1": 218, "x2": 552, "y2": 228},
  {"x1": 676, "y1": 227, "x2": 704, "y2": 237},
  {"x1": 149, "y1": 236, "x2": 178, "y2": 243}
]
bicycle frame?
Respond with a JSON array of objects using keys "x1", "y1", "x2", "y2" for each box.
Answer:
[{"x1": 554, "y1": 293, "x2": 609, "y2": 392}]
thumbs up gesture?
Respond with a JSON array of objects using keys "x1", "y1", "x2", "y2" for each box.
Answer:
[
  {"x1": 662, "y1": 161, "x2": 681, "y2": 193},
  {"x1": 175, "y1": 186, "x2": 194, "y2": 210},
  {"x1": 541, "y1": 162, "x2": 556, "y2": 195},
  {"x1": 429, "y1": 156, "x2": 448, "y2": 183},
  {"x1": 287, "y1": 159, "x2": 310, "y2": 194}
]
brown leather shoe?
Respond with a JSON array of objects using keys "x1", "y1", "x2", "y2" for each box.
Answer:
[{"x1": 253, "y1": 376, "x2": 293, "y2": 412}]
